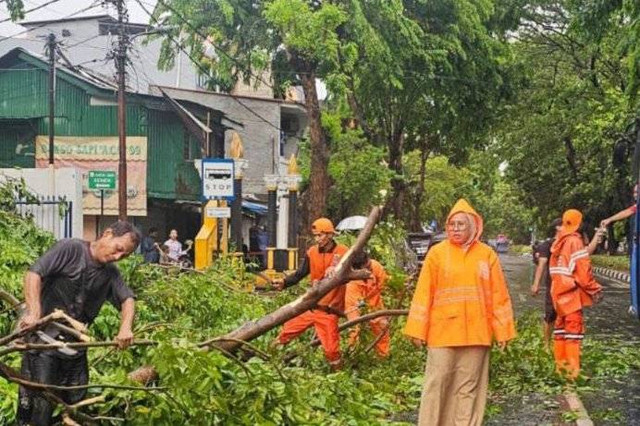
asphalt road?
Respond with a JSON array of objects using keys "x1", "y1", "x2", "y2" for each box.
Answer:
[{"x1": 495, "y1": 254, "x2": 640, "y2": 426}]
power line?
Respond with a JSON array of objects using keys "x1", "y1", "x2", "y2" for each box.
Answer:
[
  {"x1": 133, "y1": 0, "x2": 282, "y2": 132},
  {"x1": 63, "y1": 33, "x2": 103, "y2": 49},
  {"x1": 0, "y1": 1, "x2": 102, "y2": 44},
  {"x1": 0, "y1": 0, "x2": 64, "y2": 24}
]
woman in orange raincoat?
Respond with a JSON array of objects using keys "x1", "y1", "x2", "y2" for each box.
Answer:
[{"x1": 405, "y1": 199, "x2": 516, "y2": 426}]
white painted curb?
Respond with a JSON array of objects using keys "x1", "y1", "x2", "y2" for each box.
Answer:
[{"x1": 563, "y1": 390, "x2": 593, "y2": 426}]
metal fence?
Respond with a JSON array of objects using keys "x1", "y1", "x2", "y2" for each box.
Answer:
[{"x1": 15, "y1": 196, "x2": 73, "y2": 239}]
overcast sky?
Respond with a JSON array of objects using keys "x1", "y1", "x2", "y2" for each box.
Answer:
[{"x1": 0, "y1": 0, "x2": 157, "y2": 36}]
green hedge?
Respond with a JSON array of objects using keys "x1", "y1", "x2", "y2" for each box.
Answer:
[{"x1": 590, "y1": 255, "x2": 629, "y2": 272}]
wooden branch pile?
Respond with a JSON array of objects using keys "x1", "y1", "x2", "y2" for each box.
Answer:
[{"x1": 0, "y1": 206, "x2": 398, "y2": 421}]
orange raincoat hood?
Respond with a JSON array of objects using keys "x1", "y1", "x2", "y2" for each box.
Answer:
[{"x1": 446, "y1": 199, "x2": 484, "y2": 245}]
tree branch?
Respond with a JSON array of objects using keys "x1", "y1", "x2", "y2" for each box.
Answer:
[{"x1": 0, "y1": 339, "x2": 157, "y2": 357}]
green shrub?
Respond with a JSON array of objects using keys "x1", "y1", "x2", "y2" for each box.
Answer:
[{"x1": 590, "y1": 255, "x2": 629, "y2": 272}]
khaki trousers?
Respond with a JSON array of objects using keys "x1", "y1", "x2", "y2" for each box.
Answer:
[{"x1": 418, "y1": 346, "x2": 490, "y2": 426}]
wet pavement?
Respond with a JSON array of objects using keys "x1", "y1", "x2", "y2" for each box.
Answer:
[
  {"x1": 492, "y1": 254, "x2": 640, "y2": 426},
  {"x1": 580, "y1": 272, "x2": 640, "y2": 426},
  {"x1": 486, "y1": 254, "x2": 565, "y2": 425}
]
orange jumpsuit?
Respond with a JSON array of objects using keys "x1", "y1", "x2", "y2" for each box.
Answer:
[
  {"x1": 345, "y1": 259, "x2": 390, "y2": 357},
  {"x1": 549, "y1": 231, "x2": 601, "y2": 379},
  {"x1": 276, "y1": 242, "x2": 348, "y2": 365}
]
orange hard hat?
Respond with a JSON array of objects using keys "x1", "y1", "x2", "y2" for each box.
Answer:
[
  {"x1": 562, "y1": 209, "x2": 582, "y2": 234},
  {"x1": 311, "y1": 218, "x2": 336, "y2": 234}
]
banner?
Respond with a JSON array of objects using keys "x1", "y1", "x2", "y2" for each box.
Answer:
[{"x1": 35, "y1": 136, "x2": 147, "y2": 216}]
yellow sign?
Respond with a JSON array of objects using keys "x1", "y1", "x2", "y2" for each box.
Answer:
[
  {"x1": 35, "y1": 136, "x2": 146, "y2": 161},
  {"x1": 35, "y1": 136, "x2": 147, "y2": 216}
]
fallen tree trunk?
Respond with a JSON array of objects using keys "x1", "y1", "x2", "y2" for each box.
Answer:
[
  {"x1": 206, "y1": 206, "x2": 381, "y2": 352},
  {"x1": 130, "y1": 206, "x2": 382, "y2": 381},
  {"x1": 294, "y1": 309, "x2": 408, "y2": 357}
]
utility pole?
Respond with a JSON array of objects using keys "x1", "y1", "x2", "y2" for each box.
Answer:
[
  {"x1": 115, "y1": 0, "x2": 128, "y2": 221},
  {"x1": 47, "y1": 33, "x2": 56, "y2": 165}
]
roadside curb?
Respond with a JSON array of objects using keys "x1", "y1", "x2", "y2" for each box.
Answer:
[
  {"x1": 563, "y1": 390, "x2": 593, "y2": 426},
  {"x1": 592, "y1": 266, "x2": 630, "y2": 283}
]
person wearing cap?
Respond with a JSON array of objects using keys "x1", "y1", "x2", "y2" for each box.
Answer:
[
  {"x1": 533, "y1": 218, "x2": 605, "y2": 350},
  {"x1": 549, "y1": 209, "x2": 602, "y2": 380},
  {"x1": 272, "y1": 218, "x2": 349, "y2": 369},
  {"x1": 344, "y1": 250, "x2": 390, "y2": 357}
]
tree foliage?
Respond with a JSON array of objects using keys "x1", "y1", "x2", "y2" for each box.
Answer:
[{"x1": 490, "y1": 0, "x2": 639, "y2": 241}]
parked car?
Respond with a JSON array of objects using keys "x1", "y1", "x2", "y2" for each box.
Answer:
[{"x1": 406, "y1": 230, "x2": 447, "y2": 268}]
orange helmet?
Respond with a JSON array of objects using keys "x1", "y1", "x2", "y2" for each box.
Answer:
[{"x1": 311, "y1": 218, "x2": 336, "y2": 234}]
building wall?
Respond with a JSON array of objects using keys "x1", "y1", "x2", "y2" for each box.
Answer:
[
  {"x1": 13, "y1": 18, "x2": 201, "y2": 94},
  {"x1": 0, "y1": 167, "x2": 83, "y2": 238},
  {"x1": 218, "y1": 96, "x2": 282, "y2": 195},
  {"x1": 146, "y1": 109, "x2": 202, "y2": 201},
  {"x1": 0, "y1": 58, "x2": 202, "y2": 201}
]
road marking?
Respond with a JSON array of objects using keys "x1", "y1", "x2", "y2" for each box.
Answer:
[{"x1": 563, "y1": 390, "x2": 593, "y2": 426}]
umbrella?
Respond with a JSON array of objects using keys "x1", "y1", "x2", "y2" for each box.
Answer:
[{"x1": 336, "y1": 215, "x2": 368, "y2": 231}]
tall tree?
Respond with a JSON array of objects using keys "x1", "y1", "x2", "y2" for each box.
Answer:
[
  {"x1": 493, "y1": 0, "x2": 637, "y2": 243},
  {"x1": 147, "y1": 0, "x2": 349, "y2": 226},
  {"x1": 338, "y1": 0, "x2": 519, "y2": 224}
]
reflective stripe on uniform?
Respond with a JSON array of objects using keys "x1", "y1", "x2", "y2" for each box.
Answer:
[
  {"x1": 567, "y1": 249, "x2": 589, "y2": 273},
  {"x1": 549, "y1": 266, "x2": 572, "y2": 276},
  {"x1": 564, "y1": 334, "x2": 584, "y2": 340}
]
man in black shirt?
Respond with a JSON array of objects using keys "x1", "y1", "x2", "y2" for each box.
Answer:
[
  {"x1": 140, "y1": 227, "x2": 160, "y2": 263},
  {"x1": 17, "y1": 221, "x2": 141, "y2": 425},
  {"x1": 531, "y1": 218, "x2": 562, "y2": 349}
]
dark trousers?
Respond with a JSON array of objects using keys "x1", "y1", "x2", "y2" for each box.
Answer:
[{"x1": 17, "y1": 351, "x2": 88, "y2": 426}]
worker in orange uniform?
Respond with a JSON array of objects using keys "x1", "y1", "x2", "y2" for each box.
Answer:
[
  {"x1": 549, "y1": 209, "x2": 602, "y2": 380},
  {"x1": 272, "y1": 218, "x2": 349, "y2": 369},
  {"x1": 344, "y1": 250, "x2": 390, "y2": 357},
  {"x1": 405, "y1": 199, "x2": 516, "y2": 425}
]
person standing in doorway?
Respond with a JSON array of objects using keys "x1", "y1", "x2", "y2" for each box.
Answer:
[
  {"x1": 140, "y1": 227, "x2": 160, "y2": 263},
  {"x1": 164, "y1": 229, "x2": 183, "y2": 263}
]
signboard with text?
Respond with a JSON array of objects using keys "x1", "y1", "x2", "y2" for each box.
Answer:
[
  {"x1": 88, "y1": 170, "x2": 116, "y2": 190},
  {"x1": 202, "y1": 158, "x2": 234, "y2": 200},
  {"x1": 36, "y1": 136, "x2": 147, "y2": 216},
  {"x1": 206, "y1": 206, "x2": 231, "y2": 218}
]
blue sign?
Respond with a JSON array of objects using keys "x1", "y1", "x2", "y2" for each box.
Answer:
[{"x1": 202, "y1": 158, "x2": 235, "y2": 200}]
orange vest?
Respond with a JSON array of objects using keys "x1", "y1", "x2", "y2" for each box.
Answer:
[
  {"x1": 549, "y1": 232, "x2": 601, "y2": 316},
  {"x1": 308, "y1": 243, "x2": 349, "y2": 311}
]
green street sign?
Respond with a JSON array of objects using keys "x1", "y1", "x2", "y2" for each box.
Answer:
[{"x1": 88, "y1": 170, "x2": 116, "y2": 190}]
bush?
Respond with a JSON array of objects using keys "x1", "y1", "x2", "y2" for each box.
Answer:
[
  {"x1": 509, "y1": 244, "x2": 532, "y2": 255},
  {"x1": 590, "y1": 255, "x2": 629, "y2": 272}
]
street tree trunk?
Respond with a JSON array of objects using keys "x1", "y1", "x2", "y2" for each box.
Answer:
[
  {"x1": 387, "y1": 128, "x2": 405, "y2": 221},
  {"x1": 298, "y1": 61, "x2": 330, "y2": 229},
  {"x1": 409, "y1": 141, "x2": 430, "y2": 232}
]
